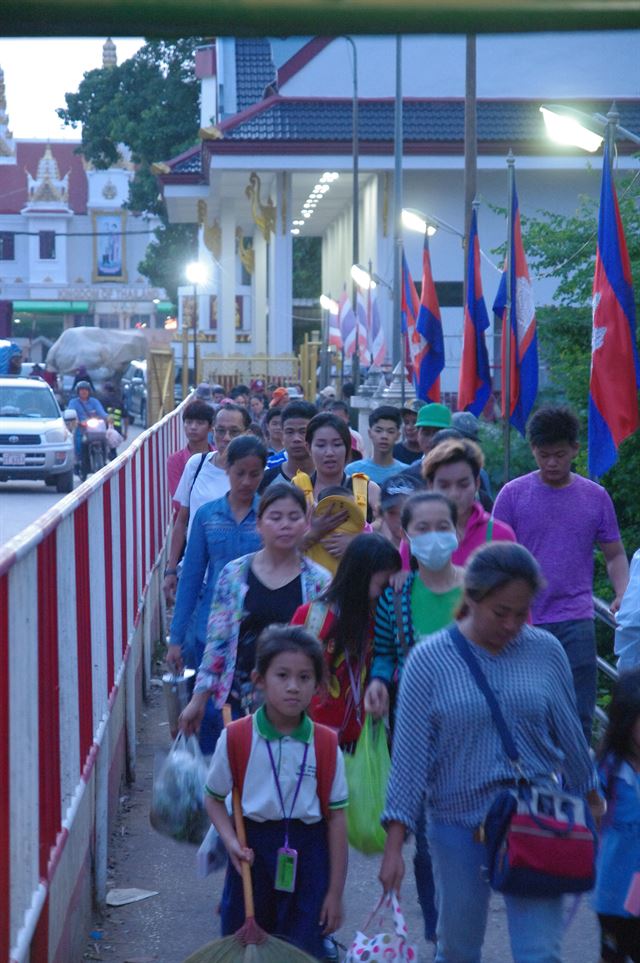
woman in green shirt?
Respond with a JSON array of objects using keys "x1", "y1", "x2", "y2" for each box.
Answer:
[{"x1": 364, "y1": 491, "x2": 462, "y2": 943}]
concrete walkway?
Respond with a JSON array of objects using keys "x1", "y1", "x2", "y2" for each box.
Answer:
[{"x1": 85, "y1": 684, "x2": 601, "y2": 963}]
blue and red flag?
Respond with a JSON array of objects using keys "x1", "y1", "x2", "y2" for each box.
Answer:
[
  {"x1": 401, "y1": 252, "x2": 427, "y2": 394},
  {"x1": 458, "y1": 208, "x2": 492, "y2": 414},
  {"x1": 492, "y1": 177, "x2": 538, "y2": 436},
  {"x1": 416, "y1": 235, "x2": 445, "y2": 402},
  {"x1": 588, "y1": 142, "x2": 640, "y2": 478}
]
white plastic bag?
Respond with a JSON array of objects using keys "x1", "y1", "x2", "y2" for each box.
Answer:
[
  {"x1": 150, "y1": 733, "x2": 209, "y2": 844},
  {"x1": 196, "y1": 823, "x2": 228, "y2": 878},
  {"x1": 344, "y1": 892, "x2": 418, "y2": 962},
  {"x1": 105, "y1": 426, "x2": 124, "y2": 449}
]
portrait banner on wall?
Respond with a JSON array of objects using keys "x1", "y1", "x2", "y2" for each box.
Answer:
[{"x1": 93, "y1": 211, "x2": 127, "y2": 282}]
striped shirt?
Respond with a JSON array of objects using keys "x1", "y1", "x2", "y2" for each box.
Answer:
[{"x1": 382, "y1": 624, "x2": 598, "y2": 830}]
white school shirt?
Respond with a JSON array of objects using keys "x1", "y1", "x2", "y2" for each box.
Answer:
[
  {"x1": 205, "y1": 707, "x2": 348, "y2": 824},
  {"x1": 174, "y1": 451, "x2": 230, "y2": 538}
]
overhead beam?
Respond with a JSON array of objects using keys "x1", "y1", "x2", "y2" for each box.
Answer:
[{"x1": 1, "y1": 0, "x2": 639, "y2": 37}]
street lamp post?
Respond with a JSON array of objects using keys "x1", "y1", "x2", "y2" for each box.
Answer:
[
  {"x1": 319, "y1": 294, "x2": 339, "y2": 388},
  {"x1": 185, "y1": 261, "x2": 209, "y2": 392},
  {"x1": 342, "y1": 36, "x2": 360, "y2": 392}
]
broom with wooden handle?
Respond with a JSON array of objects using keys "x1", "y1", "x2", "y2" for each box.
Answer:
[{"x1": 182, "y1": 707, "x2": 319, "y2": 962}]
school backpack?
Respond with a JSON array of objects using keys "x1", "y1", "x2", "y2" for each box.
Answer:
[{"x1": 226, "y1": 714, "x2": 338, "y2": 820}]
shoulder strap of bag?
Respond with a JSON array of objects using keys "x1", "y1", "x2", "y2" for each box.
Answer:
[
  {"x1": 313, "y1": 722, "x2": 338, "y2": 821},
  {"x1": 303, "y1": 600, "x2": 332, "y2": 638},
  {"x1": 226, "y1": 714, "x2": 254, "y2": 796},
  {"x1": 486, "y1": 516, "x2": 494, "y2": 542},
  {"x1": 393, "y1": 590, "x2": 410, "y2": 656},
  {"x1": 448, "y1": 624, "x2": 520, "y2": 764},
  {"x1": 189, "y1": 452, "x2": 208, "y2": 500}
]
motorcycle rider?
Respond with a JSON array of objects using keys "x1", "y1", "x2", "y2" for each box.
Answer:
[
  {"x1": 67, "y1": 380, "x2": 109, "y2": 476},
  {"x1": 101, "y1": 380, "x2": 129, "y2": 459}
]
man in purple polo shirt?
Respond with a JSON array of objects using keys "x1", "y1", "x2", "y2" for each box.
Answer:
[{"x1": 493, "y1": 405, "x2": 628, "y2": 740}]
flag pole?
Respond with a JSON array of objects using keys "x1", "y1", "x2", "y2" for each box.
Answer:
[
  {"x1": 393, "y1": 35, "x2": 405, "y2": 406},
  {"x1": 503, "y1": 150, "x2": 515, "y2": 483}
]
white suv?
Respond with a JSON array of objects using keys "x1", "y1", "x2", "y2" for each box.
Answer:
[{"x1": 0, "y1": 376, "x2": 75, "y2": 492}]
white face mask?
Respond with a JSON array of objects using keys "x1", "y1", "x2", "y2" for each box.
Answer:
[{"x1": 409, "y1": 531, "x2": 458, "y2": 570}]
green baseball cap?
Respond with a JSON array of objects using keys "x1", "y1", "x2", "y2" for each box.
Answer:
[{"x1": 415, "y1": 402, "x2": 452, "y2": 429}]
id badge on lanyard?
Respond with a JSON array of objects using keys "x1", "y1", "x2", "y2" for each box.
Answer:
[{"x1": 266, "y1": 739, "x2": 309, "y2": 893}]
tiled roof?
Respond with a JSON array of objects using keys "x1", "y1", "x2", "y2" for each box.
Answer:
[
  {"x1": 234, "y1": 39, "x2": 277, "y2": 113},
  {"x1": 170, "y1": 148, "x2": 202, "y2": 174},
  {"x1": 219, "y1": 97, "x2": 640, "y2": 146},
  {"x1": 0, "y1": 142, "x2": 88, "y2": 215},
  {"x1": 162, "y1": 98, "x2": 640, "y2": 176}
]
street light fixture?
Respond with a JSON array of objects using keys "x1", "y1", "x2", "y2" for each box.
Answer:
[
  {"x1": 319, "y1": 294, "x2": 339, "y2": 315},
  {"x1": 350, "y1": 263, "x2": 377, "y2": 291},
  {"x1": 185, "y1": 260, "x2": 209, "y2": 388},
  {"x1": 401, "y1": 209, "x2": 438, "y2": 236},
  {"x1": 540, "y1": 103, "x2": 640, "y2": 152},
  {"x1": 402, "y1": 205, "x2": 501, "y2": 274}
]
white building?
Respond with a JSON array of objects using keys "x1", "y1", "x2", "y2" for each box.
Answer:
[
  {"x1": 159, "y1": 32, "x2": 640, "y2": 396},
  {"x1": 0, "y1": 43, "x2": 171, "y2": 341}
]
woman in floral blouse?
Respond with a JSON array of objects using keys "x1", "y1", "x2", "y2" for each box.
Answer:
[{"x1": 180, "y1": 483, "x2": 331, "y2": 735}]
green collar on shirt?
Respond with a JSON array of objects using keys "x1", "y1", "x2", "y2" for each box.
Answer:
[{"x1": 255, "y1": 705, "x2": 313, "y2": 743}]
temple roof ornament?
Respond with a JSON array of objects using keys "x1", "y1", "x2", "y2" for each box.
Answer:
[
  {"x1": 103, "y1": 38, "x2": 117, "y2": 69},
  {"x1": 0, "y1": 66, "x2": 16, "y2": 160},
  {"x1": 24, "y1": 145, "x2": 71, "y2": 209}
]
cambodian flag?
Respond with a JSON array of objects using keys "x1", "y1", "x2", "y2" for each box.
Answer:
[
  {"x1": 401, "y1": 252, "x2": 427, "y2": 393},
  {"x1": 492, "y1": 177, "x2": 538, "y2": 436},
  {"x1": 588, "y1": 142, "x2": 640, "y2": 478},
  {"x1": 458, "y1": 208, "x2": 491, "y2": 415},
  {"x1": 416, "y1": 235, "x2": 445, "y2": 402}
]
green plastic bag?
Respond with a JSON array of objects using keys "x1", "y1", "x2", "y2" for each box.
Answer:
[{"x1": 345, "y1": 715, "x2": 391, "y2": 854}]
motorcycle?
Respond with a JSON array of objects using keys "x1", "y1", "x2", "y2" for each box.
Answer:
[{"x1": 77, "y1": 417, "x2": 108, "y2": 480}]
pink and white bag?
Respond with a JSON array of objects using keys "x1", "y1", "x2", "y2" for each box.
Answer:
[{"x1": 344, "y1": 892, "x2": 418, "y2": 962}]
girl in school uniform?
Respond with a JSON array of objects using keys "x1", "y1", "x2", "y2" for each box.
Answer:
[{"x1": 204, "y1": 625, "x2": 348, "y2": 960}]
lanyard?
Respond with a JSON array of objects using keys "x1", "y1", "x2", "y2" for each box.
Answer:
[
  {"x1": 345, "y1": 657, "x2": 364, "y2": 727},
  {"x1": 265, "y1": 739, "x2": 309, "y2": 848}
]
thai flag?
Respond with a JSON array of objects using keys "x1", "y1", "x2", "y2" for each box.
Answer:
[
  {"x1": 588, "y1": 142, "x2": 640, "y2": 478},
  {"x1": 416, "y1": 235, "x2": 445, "y2": 402},
  {"x1": 458, "y1": 208, "x2": 492, "y2": 415},
  {"x1": 492, "y1": 177, "x2": 538, "y2": 436},
  {"x1": 401, "y1": 251, "x2": 427, "y2": 393},
  {"x1": 341, "y1": 289, "x2": 369, "y2": 361},
  {"x1": 329, "y1": 294, "x2": 344, "y2": 352},
  {"x1": 357, "y1": 288, "x2": 387, "y2": 366}
]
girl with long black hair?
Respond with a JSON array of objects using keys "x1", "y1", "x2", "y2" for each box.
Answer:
[{"x1": 291, "y1": 533, "x2": 401, "y2": 749}]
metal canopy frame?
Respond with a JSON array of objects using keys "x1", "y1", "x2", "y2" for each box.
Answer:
[{"x1": 1, "y1": 0, "x2": 639, "y2": 37}]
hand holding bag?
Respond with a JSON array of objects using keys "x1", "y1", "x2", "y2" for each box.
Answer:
[
  {"x1": 344, "y1": 891, "x2": 417, "y2": 962},
  {"x1": 449, "y1": 624, "x2": 597, "y2": 898}
]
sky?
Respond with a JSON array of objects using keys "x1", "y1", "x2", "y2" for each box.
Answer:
[{"x1": 0, "y1": 38, "x2": 144, "y2": 140}]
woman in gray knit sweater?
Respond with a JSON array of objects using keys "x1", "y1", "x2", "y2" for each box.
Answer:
[{"x1": 379, "y1": 542, "x2": 604, "y2": 962}]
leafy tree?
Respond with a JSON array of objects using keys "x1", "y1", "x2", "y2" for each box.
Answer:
[
  {"x1": 292, "y1": 236, "x2": 322, "y2": 298},
  {"x1": 58, "y1": 39, "x2": 205, "y2": 299}
]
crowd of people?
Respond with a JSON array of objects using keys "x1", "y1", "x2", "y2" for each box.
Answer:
[{"x1": 160, "y1": 377, "x2": 640, "y2": 963}]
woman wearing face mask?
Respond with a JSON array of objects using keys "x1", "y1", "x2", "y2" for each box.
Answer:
[{"x1": 364, "y1": 492, "x2": 463, "y2": 943}]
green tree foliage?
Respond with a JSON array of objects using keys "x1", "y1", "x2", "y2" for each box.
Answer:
[
  {"x1": 293, "y1": 236, "x2": 322, "y2": 298},
  {"x1": 57, "y1": 39, "x2": 205, "y2": 299}
]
